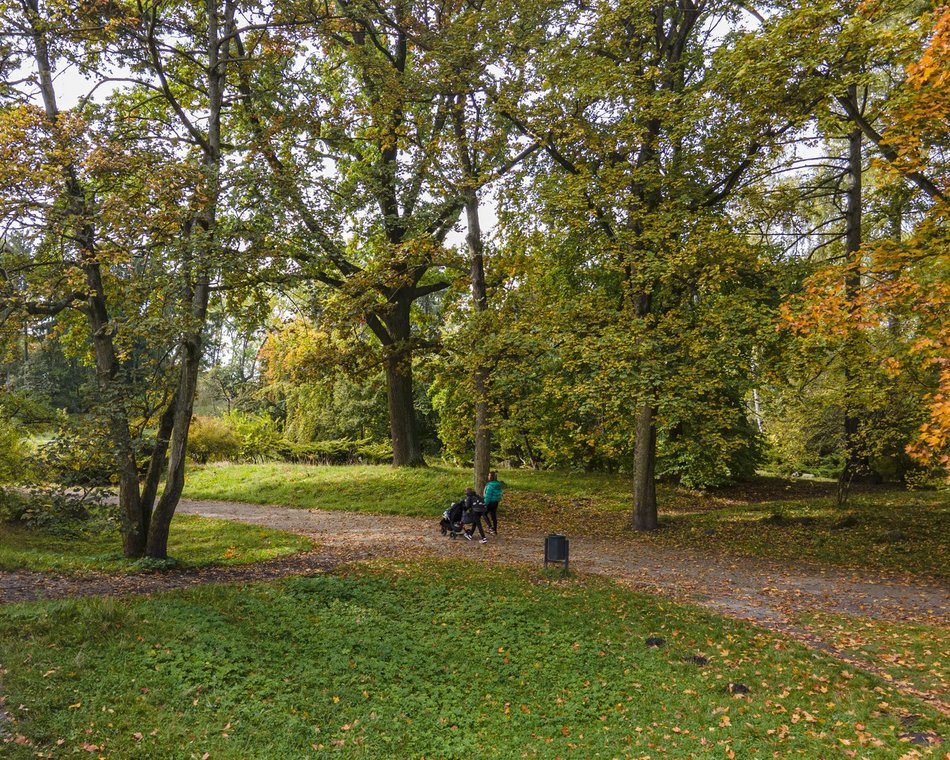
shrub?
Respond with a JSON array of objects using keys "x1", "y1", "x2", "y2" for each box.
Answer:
[
  {"x1": 33, "y1": 421, "x2": 116, "y2": 488},
  {"x1": 277, "y1": 438, "x2": 393, "y2": 465},
  {"x1": 355, "y1": 440, "x2": 394, "y2": 464},
  {"x1": 225, "y1": 412, "x2": 284, "y2": 462},
  {"x1": 0, "y1": 417, "x2": 27, "y2": 485},
  {"x1": 8, "y1": 486, "x2": 114, "y2": 534},
  {"x1": 188, "y1": 416, "x2": 241, "y2": 464}
]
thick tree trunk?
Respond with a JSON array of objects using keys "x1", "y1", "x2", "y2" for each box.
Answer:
[
  {"x1": 473, "y1": 367, "x2": 490, "y2": 491},
  {"x1": 466, "y1": 192, "x2": 491, "y2": 493},
  {"x1": 632, "y1": 402, "x2": 658, "y2": 531},
  {"x1": 382, "y1": 296, "x2": 426, "y2": 467}
]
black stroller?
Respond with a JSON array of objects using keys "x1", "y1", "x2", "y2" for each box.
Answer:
[{"x1": 440, "y1": 499, "x2": 467, "y2": 539}]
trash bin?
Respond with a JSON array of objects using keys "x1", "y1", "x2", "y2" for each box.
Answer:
[{"x1": 544, "y1": 534, "x2": 569, "y2": 571}]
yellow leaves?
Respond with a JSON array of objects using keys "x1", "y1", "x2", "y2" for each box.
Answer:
[{"x1": 790, "y1": 707, "x2": 816, "y2": 724}]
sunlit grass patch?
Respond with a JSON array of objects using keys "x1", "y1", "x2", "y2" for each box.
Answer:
[
  {"x1": 184, "y1": 462, "x2": 634, "y2": 516},
  {"x1": 0, "y1": 559, "x2": 945, "y2": 758},
  {"x1": 0, "y1": 515, "x2": 314, "y2": 573}
]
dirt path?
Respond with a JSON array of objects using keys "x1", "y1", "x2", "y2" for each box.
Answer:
[
  {"x1": 3, "y1": 498, "x2": 948, "y2": 712},
  {"x1": 5, "y1": 497, "x2": 946, "y2": 625},
  {"x1": 174, "y1": 498, "x2": 950, "y2": 625}
]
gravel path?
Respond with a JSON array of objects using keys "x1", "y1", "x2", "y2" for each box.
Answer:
[
  {"x1": 176, "y1": 499, "x2": 950, "y2": 626},
  {"x1": 4, "y1": 497, "x2": 946, "y2": 628}
]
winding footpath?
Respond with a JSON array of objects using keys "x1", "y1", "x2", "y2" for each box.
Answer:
[{"x1": 2, "y1": 497, "x2": 948, "y2": 713}]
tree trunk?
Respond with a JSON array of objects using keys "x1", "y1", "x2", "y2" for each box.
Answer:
[
  {"x1": 632, "y1": 401, "x2": 658, "y2": 531},
  {"x1": 27, "y1": 0, "x2": 147, "y2": 556},
  {"x1": 382, "y1": 296, "x2": 426, "y2": 467},
  {"x1": 839, "y1": 88, "x2": 864, "y2": 504},
  {"x1": 144, "y1": 0, "x2": 230, "y2": 556},
  {"x1": 146, "y1": 284, "x2": 210, "y2": 558},
  {"x1": 466, "y1": 191, "x2": 491, "y2": 493}
]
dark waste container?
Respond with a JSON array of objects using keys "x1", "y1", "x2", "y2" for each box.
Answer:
[{"x1": 544, "y1": 534, "x2": 569, "y2": 570}]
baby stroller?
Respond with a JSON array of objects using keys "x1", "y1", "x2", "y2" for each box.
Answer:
[{"x1": 440, "y1": 499, "x2": 467, "y2": 539}]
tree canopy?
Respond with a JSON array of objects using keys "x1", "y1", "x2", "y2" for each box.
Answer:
[{"x1": 1, "y1": 0, "x2": 946, "y2": 554}]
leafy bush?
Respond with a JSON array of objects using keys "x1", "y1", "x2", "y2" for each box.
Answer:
[
  {"x1": 0, "y1": 417, "x2": 27, "y2": 485},
  {"x1": 225, "y1": 412, "x2": 284, "y2": 462},
  {"x1": 354, "y1": 440, "x2": 394, "y2": 464},
  {"x1": 32, "y1": 421, "x2": 117, "y2": 487},
  {"x1": 187, "y1": 416, "x2": 242, "y2": 464},
  {"x1": 6, "y1": 486, "x2": 114, "y2": 534}
]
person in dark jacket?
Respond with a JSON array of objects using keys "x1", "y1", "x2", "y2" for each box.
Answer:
[
  {"x1": 483, "y1": 471, "x2": 503, "y2": 534},
  {"x1": 462, "y1": 488, "x2": 488, "y2": 543}
]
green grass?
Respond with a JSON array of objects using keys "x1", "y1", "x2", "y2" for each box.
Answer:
[
  {"x1": 794, "y1": 611, "x2": 950, "y2": 699},
  {"x1": 0, "y1": 515, "x2": 314, "y2": 573},
  {"x1": 0, "y1": 560, "x2": 945, "y2": 758},
  {"x1": 184, "y1": 463, "x2": 949, "y2": 577},
  {"x1": 643, "y1": 490, "x2": 950, "y2": 578},
  {"x1": 183, "y1": 462, "x2": 634, "y2": 516}
]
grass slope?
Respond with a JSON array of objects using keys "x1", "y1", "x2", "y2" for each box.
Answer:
[
  {"x1": 0, "y1": 515, "x2": 314, "y2": 573},
  {"x1": 182, "y1": 462, "x2": 632, "y2": 515},
  {"x1": 0, "y1": 560, "x2": 945, "y2": 758}
]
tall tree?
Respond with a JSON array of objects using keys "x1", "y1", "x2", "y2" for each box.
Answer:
[
  {"x1": 0, "y1": 0, "x2": 259, "y2": 557},
  {"x1": 501, "y1": 0, "x2": 819, "y2": 528},
  {"x1": 233, "y1": 0, "x2": 536, "y2": 466}
]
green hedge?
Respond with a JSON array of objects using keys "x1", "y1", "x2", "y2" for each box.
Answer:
[{"x1": 279, "y1": 438, "x2": 393, "y2": 465}]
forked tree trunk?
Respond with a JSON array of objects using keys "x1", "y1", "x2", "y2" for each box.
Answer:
[
  {"x1": 146, "y1": 297, "x2": 209, "y2": 558},
  {"x1": 632, "y1": 402, "x2": 658, "y2": 531}
]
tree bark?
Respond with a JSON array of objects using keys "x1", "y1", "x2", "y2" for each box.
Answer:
[
  {"x1": 839, "y1": 87, "x2": 864, "y2": 504},
  {"x1": 632, "y1": 401, "x2": 658, "y2": 531},
  {"x1": 466, "y1": 191, "x2": 491, "y2": 493},
  {"x1": 381, "y1": 295, "x2": 426, "y2": 467}
]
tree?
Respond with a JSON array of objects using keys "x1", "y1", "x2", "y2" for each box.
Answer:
[
  {"x1": 777, "y1": 0, "x2": 949, "y2": 484},
  {"x1": 0, "y1": 0, "x2": 263, "y2": 557},
  {"x1": 232, "y1": 0, "x2": 538, "y2": 466},
  {"x1": 499, "y1": 0, "x2": 820, "y2": 527}
]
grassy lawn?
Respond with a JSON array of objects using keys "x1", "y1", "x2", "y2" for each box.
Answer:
[
  {"x1": 0, "y1": 515, "x2": 314, "y2": 573},
  {"x1": 184, "y1": 463, "x2": 949, "y2": 577},
  {"x1": 794, "y1": 611, "x2": 950, "y2": 699},
  {"x1": 182, "y1": 462, "x2": 633, "y2": 515},
  {"x1": 642, "y1": 490, "x2": 950, "y2": 579},
  {"x1": 1, "y1": 560, "x2": 945, "y2": 758}
]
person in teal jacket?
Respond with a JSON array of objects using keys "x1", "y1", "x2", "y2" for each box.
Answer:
[{"x1": 483, "y1": 471, "x2": 503, "y2": 534}]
